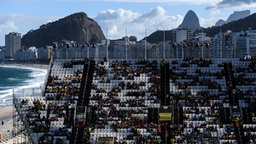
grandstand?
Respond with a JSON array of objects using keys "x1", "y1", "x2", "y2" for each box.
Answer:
[{"x1": 10, "y1": 57, "x2": 256, "y2": 143}]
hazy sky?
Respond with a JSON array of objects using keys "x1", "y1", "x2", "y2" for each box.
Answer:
[{"x1": 1, "y1": 0, "x2": 256, "y2": 46}]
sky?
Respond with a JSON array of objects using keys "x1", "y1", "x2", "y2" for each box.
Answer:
[{"x1": 1, "y1": 0, "x2": 256, "y2": 46}]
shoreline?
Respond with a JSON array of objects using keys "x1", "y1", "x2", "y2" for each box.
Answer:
[
  {"x1": 0, "y1": 63, "x2": 49, "y2": 143},
  {"x1": 0, "y1": 63, "x2": 49, "y2": 70},
  {"x1": 0, "y1": 63, "x2": 48, "y2": 104}
]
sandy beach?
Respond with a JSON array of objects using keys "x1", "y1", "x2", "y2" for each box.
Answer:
[
  {"x1": 0, "y1": 106, "x2": 13, "y2": 121},
  {"x1": 0, "y1": 106, "x2": 14, "y2": 143}
]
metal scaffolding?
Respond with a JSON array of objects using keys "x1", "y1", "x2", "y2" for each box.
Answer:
[{"x1": 12, "y1": 89, "x2": 31, "y2": 144}]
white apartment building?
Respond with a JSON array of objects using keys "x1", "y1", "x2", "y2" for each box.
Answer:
[{"x1": 175, "y1": 29, "x2": 193, "y2": 43}]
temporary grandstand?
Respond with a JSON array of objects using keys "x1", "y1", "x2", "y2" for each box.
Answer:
[{"x1": 10, "y1": 56, "x2": 256, "y2": 143}]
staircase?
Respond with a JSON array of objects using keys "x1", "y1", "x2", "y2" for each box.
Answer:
[{"x1": 72, "y1": 59, "x2": 95, "y2": 144}]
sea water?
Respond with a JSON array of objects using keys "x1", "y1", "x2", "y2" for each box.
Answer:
[{"x1": 0, "y1": 65, "x2": 47, "y2": 106}]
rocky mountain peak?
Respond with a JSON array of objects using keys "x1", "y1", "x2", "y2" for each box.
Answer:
[
  {"x1": 215, "y1": 19, "x2": 225, "y2": 27},
  {"x1": 178, "y1": 10, "x2": 201, "y2": 31},
  {"x1": 215, "y1": 10, "x2": 251, "y2": 26},
  {"x1": 22, "y1": 12, "x2": 105, "y2": 47}
]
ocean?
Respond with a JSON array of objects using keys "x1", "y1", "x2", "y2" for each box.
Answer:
[{"x1": 0, "y1": 65, "x2": 47, "y2": 106}]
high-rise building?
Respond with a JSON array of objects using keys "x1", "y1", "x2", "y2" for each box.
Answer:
[
  {"x1": 175, "y1": 29, "x2": 193, "y2": 43},
  {"x1": 5, "y1": 32, "x2": 21, "y2": 60},
  {"x1": 236, "y1": 30, "x2": 256, "y2": 58},
  {"x1": 210, "y1": 31, "x2": 237, "y2": 58},
  {"x1": 210, "y1": 30, "x2": 256, "y2": 59}
]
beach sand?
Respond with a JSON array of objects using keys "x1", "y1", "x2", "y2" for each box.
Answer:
[
  {"x1": 0, "y1": 106, "x2": 14, "y2": 143},
  {"x1": 0, "y1": 106, "x2": 13, "y2": 121},
  {"x1": 0, "y1": 106, "x2": 29, "y2": 144}
]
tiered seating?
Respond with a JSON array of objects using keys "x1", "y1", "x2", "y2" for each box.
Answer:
[
  {"x1": 14, "y1": 59, "x2": 91, "y2": 144},
  {"x1": 166, "y1": 59, "x2": 233, "y2": 143},
  {"x1": 14, "y1": 96, "x2": 47, "y2": 143},
  {"x1": 88, "y1": 60, "x2": 161, "y2": 143},
  {"x1": 13, "y1": 57, "x2": 256, "y2": 144},
  {"x1": 45, "y1": 59, "x2": 85, "y2": 101}
]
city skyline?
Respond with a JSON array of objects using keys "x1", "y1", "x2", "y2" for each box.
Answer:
[{"x1": 1, "y1": 0, "x2": 256, "y2": 46}]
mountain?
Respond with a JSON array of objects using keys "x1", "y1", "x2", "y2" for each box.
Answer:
[
  {"x1": 146, "y1": 11, "x2": 256, "y2": 44},
  {"x1": 178, "y1": 10, "x2": 201, "y2": 31},
  {"x1": 145, "y1": 30, "x2": 174, "y2": 44},
  {"x1": 22, "y1": 12, "x2": 106, "y2": 47},
  {"x1": 145, "y1": 10, "x2": 199, "y2": 43},
  {"x1": 215, "y1": 19, "x2": 225, "y2": 27},
  {"x1": 215, "y1": 10, "x2": 250, "y2": 26},
  {"x1": 204, "y1": 12, "x2": 256, "y2": 37}
]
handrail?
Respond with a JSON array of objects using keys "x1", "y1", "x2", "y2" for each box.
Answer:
[{"x1": 42, "y1": 48, "x2": 54, "y2": 95}]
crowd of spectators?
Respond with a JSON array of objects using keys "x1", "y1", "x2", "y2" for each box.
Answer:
[
  {"x1": 14, "y1": 59, "x2": 90, "y2": 143},
  {"x1": 13, "y1": 58, "x2": 256, "y2": 144}
]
